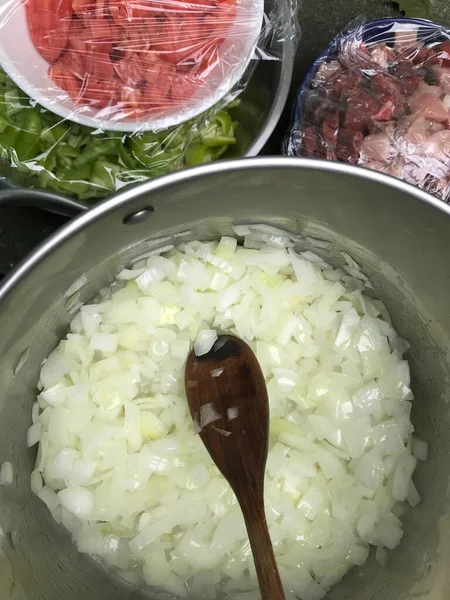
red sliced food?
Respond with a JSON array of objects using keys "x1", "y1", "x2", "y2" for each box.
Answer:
[
  {"x1": 78, "y1": 77, "x2": 116, "y2": 106},
  {"x1": 188, "y1": 0, "x2": 218, "y2": 7},
  {"x1": 28, "y1": 0, "x2": 236, "y2": 118},
  {"x1": 209, "y1": 0, "x2": 237, "y2": 37},
  {"x1": 108, "y1": 0, "x2": 151, "y2": 24},
  {"x1": 26, "y1": 0, "x2": 73, "y2": 63},
  {"x1": 48, "y1": 56, "x2": 82, "y2": 98},
  {"x1": 118, "y1": 22, "x2": 153, "y2": 58},
  {"x1": 154, "y1": 13, "x2": 205, "y2": 65},
  {"x1": 170, "y1": 72, "x2": 200, "y2": 103},
  {"x1": 72, "y1": 0, "x2": 106, "y2": 17},
  {"x1": 140, "y1": 82, "x2": 170, "y2": 111},
  {"x1": 67, "y1": 18, "x2": 115, "y2": 79},
  {"x1": 60, "y1": 49, "x2": 87, "y2": 79},
  {"x1": 114, "y1": 55, "x2": 146, "y2": 87}
]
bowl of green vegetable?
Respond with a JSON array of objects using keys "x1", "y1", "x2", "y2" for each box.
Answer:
[{"x1": 0, "y1": 28, "x2": 294, "y2": 207}]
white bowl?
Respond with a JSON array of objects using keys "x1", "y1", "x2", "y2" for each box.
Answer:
[{"x1": 0, "y1": 0, "x2": 264, "y2": 132}]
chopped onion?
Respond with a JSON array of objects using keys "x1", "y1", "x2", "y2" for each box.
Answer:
[
  {"x1": 194, "y1": 329, "x2": 218, "y2": 357},
  {"x1": 0, "y1": 461, "x2": 13, "y2": 487},
  {"x1": 58, "y1": 487, "x2": 94, "y2": 520},
  {"x1": 30, "y1": 232, "x2": 423, "y2": 599},
  {"x1": 411, "y1": 437, "x2": 428, "y2": 461},
  {"x1": 27, "y1": 423, "x2": 41, "y2": 447}
]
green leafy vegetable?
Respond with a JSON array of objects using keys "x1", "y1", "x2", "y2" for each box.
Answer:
[
  {"x1": 0, "y1": 70, "x2": 240, "y2": 203},
  {"x1": 394, "y1": 0, "x2": 431, "y2": 18}
]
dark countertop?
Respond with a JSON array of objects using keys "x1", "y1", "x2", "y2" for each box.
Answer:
[{"x1": 1, "y1": 0, "x2": 450, "y2": 278}]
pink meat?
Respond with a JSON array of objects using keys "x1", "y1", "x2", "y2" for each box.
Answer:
[
  {"x1": 360, "y1": 132, "x2": 393, "y2": 163},
  {"x1": 409, "y1": 93, "x2": 449, "y2": 123},
  {"x1": 411, "y1": 81, "x2": 443, "y2": 100},
  {"x1": 344, "y1": 90, "x2": 381, "y2": 132},
  {"x1": 372, "y1": 98, "x2": 394, "y2": 121},
  {"x1": 399, "y1": 76, "x2": 422, "y2": 95},
  {"x1": 371, "y1": 73, "x2": 401, "y2": 97},
  {"x1": 430, "y1": 122, "x2": 446, "y2": 133},
  {"x1": 422, "y1": 129, "x2": 450, "y2": 161},
  {"x1": 406, "y1": 115, "x2": 433, "y2": 142},
  {"x1": 364, "y1": 156, "x2": 405, "y2": 179},
  {"x1": 302, "y1": 126, "x2": 320, "y2": 157},
  {"x1": 329, "y1": 73, "x2": 362, "y2": 102},
  {"x1": 412, "y1": 47, "x2": 443, "y2": 67},
  {"x1": 315, "y1": 61, "x2": 341, "y2": 85},
  {"x1": 432, "y1": 66, "x2": 450, "y2": 95},
  {"x1": 395, "y1": 115, "x2": 432, "y2": 157},
  {"x1": 336, "y1": 129, "x2": 363, "y2": 163},
  {"x1": 367, "y1": 120, "x2": 397, "y2": 135},
  {"x1": 322, "y1": 110, "x2": 339, "y2": 149}
]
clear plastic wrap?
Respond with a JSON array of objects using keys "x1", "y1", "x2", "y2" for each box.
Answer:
[
  {"x1": 286, "y1": 18, "x2": 450, "y2": 203},
  {"x1": 0, "y1": 0, "x2": 299, "y2": 202}
]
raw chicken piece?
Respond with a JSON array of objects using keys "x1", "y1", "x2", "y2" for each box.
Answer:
[
  {"x1": 409, "y1": 93, "x2": 449, "y2": 123},
  {"x1": 430, "y1": 122, "x2": 446, "y2": 133},
  {"x1": 411, "y1": 81, "x2": 443, "y2": 100},
  {"x1": 396, "y1": 116, "x2": 432, "y2": 154},
  {"x1": 422, "y1": 129, "x2": 450, "y2": 161},
  {"x1": 360, "y1": 132, "x2": 393, "y2": 162},
  {"x1": 432, "y1": 66, "x2": 450, "y2": 95},
  {"x1": 364, "y1": 156, "x2": 405, "y2": 178}
]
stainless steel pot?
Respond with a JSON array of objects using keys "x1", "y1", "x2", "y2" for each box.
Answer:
[{"x1": 1, "y1": 158, "x2": 449, "y2": 600}]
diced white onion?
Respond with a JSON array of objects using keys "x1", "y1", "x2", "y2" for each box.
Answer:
[
  {"x1": 194, "y1": 330, "x2": 218, "y2": 357},
  {"x1": 30, "y1": 231, "x2": 422, "y2": 598},
  {"x1": 58, "y1": 487, "x2": 95, "y2": 520},
  {"x1": 0, "y1": 462, "x2": 13, "y2": 487}
]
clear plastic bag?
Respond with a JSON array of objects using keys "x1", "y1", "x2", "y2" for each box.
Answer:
[
  {"x1": 0, "y1": 0, "x2": 299, "y2": 202},
  {"x1": 286, "y1": 18, "x2": 450, "y2": 203}
]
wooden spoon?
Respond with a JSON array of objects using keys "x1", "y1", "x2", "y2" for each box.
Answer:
[{"x1": 185, "y1": 334, "x2": 286, "y2": 600}]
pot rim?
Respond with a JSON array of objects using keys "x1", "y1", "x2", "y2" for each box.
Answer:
[{"x1": 1, "y1": 157, "x2": 449, "y2": 304}]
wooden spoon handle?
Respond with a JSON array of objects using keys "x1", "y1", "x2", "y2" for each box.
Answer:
[{"x1": 242, "y1": 506, "x2": 286, "y2": 600}]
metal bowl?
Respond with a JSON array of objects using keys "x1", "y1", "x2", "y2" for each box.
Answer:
[
  {"x1": 0, "y1": 13, "x2": 295, "y2": 208},
  {"x1": 0, "y1": 157, "x2": 449, "y2": 600}
]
